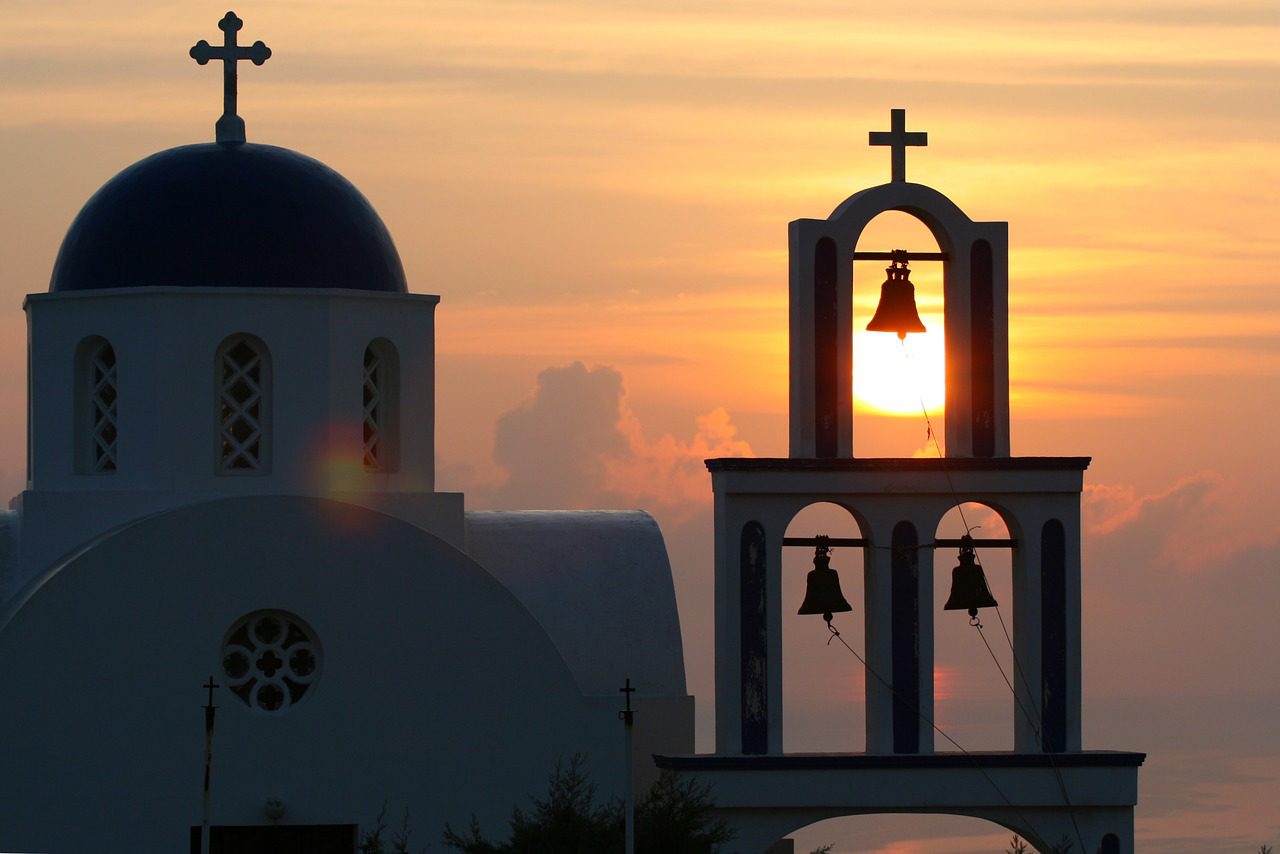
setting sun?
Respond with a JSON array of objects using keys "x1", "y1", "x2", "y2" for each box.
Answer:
[{"x1": 852, "y1": 318, "x2": 946, "y2": 415}]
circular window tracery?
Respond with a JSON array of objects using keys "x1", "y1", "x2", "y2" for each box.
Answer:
[{"x1": 221, "y1": 610, "x2": 321, "y2": 713}]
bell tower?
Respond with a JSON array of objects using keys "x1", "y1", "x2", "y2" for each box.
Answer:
[
  {"x1": 657, "y1": 110, "x2": 1144, "y2": 854},
  {"x1": 790, "y1": 109, "x2": 1009, "y2": 460}
]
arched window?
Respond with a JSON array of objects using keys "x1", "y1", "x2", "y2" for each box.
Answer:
[
  {"x1": 1041, "y1": 518, "x2": 1068, "y2": 752},
  {"x1": 362, "y1": 339, "x2": 399, "y2": 472},
  {"x1": 216, "y1": 335, "x2": 270, "y2": 474},
  {"x1": 78, "y1": 337, "x2": 117, "y2": 473}
]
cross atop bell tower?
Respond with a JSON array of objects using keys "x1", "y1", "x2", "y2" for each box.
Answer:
[
  {"x1": 869, "y1": 108, "x2": 928, "y2": 183},
  {"x1": 190, "y1": 11, "x2": 272, "y2": 144}
]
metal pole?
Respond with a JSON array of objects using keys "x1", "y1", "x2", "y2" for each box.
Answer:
[
  {"x1": 202, "y1": 677, "x2": 219, "y2": 854},
  {"x1": 619, "y1": 678, "x2": 636, "y2": 854}
]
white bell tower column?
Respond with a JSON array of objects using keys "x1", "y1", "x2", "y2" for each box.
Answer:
[{"x1": 661, "y1": 109, "x2": 1143, "y2": 854}]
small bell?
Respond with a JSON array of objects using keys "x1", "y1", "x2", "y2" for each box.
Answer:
[
  {"x1": 943, "y1": 536, "x2": 998, "y2": 619},
  {"x1": 866, "y1": 250, "x2": 927, "y2": 341},
  {"x1": 797, "y1": 537, "x2": 853, "y2": 622}
]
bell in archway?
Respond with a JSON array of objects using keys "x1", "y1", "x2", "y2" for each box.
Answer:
[
  {"x1": 866, "y1": 251, "x2": 927, "y2": 341},
  {"x1": 797, "y1": 538, "x2": 853, "y2": 623},
  {"x1": 943, "y1": 537, "x2": 998, "y2": 618}
]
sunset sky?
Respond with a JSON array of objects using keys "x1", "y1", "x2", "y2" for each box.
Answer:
[{"x1": 2, "y1": 1, "x2": 1277, "y2": 851}]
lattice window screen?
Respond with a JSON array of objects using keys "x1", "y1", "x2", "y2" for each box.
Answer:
[
  {"x1": 87, "y1": 341, "x2": 118, "y2": 472},
  {"x1": 218, "y1": 337, "x2": 268, "y2": 473},
  {"x1": 362, "y1": 345, "x2": 384, "y2": 470}
]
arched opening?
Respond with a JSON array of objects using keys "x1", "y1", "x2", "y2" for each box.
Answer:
[
  {"x1": 970, "y1": 238, "x2": 996, "y2": 457},
  {"x1": 782, "y1": 501, "x2": 867, "y2": 753},
  {"x1": 739, "y1": 520, "x2": 769, "y2": 755},
  {"x1": 852, "y1": 211, "x2": 946, "y2": 458},
  {"x1": 933, "y1": 501, "x2": 1017, "y2": 750},
  {"x1": 75, "y1": 336, "x2": 117, "y2": 474},
  {"x1": 814, "y1": 237, "x2": 840, "y2": 458},
  {"x1": 783, "y1": 812, "x2": 1036, "y2": 854},
  {"x1": 1041, "y1": 518, "x2": 1067, "y2": 752}
]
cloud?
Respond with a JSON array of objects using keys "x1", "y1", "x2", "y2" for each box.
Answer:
[
  {"x1": 489, "y1": 362, "x2": 629, "y2": 509},
  {"x1": 607, "y1": 405, "x2": 753, "y2": 516},
  {"x1": 1083, "y1": 472, "x2": 1275, "y2": 573},
  {"x1": 484, "y1": 361, "x2": 753, "y2": 516},
  {"x1": 1081, "y1": 473, "x2": 1279, "y2": 708},
  {"x1": 477, "y1": 362, "x2": 753, "y2": 743},
  {"x1": 1084, "y1": 472, "x2": 1220, "y2": 536}
]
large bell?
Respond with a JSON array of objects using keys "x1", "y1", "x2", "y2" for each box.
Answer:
[
  {"x1": 797, "y1": 539, "x2": 853, "y2": 622},
  {"x1": 866, "y1": 252, "x2": 926, "y2": 341},
  {"x1": 943, "y1": 537, "x2": 999, "y2": 617}
]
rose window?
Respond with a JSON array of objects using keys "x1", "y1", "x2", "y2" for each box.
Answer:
[{"x1": 221, "y1": 610, "x2": 321, "y2": 713}]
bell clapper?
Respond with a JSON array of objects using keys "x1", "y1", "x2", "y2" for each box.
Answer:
[{"x1": 825, "y1": 617, "x2": 841, "y2": 645}]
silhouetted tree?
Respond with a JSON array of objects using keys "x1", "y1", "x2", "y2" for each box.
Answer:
[
  {"x1": 441, "y1": 753, "x2": 732, "y2": 853},
  {"x1": 359, "y1": 803, "x2": 422, "y2": 854}
]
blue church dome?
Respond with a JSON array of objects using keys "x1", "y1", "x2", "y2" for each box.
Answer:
[{"x1": 50, "y1": 143, "x2": 407, "y2": 292}]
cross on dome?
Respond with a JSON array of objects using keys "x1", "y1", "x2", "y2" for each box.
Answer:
[
  {"x1": 190, "y1": 11, "x2": 272, "y2": 145},
  {"x1": 868, "y1": 108, "x2": 928, "y2": 183}
]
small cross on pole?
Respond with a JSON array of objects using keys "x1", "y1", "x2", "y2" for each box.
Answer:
[
  {"x1": 200, "y1": 676, "x2": 220, "y2": 854},
  {"x1": 869, "y1": 108, "x2": 928, "y2": 183},
  {"x1": 190, "y1": 11, "x2": 272, "y2": 144},
  {"x1": 619, "y1": 678, "x2": 637, "y2": 854},
  {"x1": 619, "y1": 677, "x2": 636, "y2": 725},
  {"x1": 203, "y1": 676, "x2": 219, "y2": 711}
]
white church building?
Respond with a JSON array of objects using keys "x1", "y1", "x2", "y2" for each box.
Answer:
[
  {"x1": 0, "y1": 12, "x2": 692, "y2": 853},
  {"x1": 1, "y1": 13, "x2": 1143, "y2": 854}
]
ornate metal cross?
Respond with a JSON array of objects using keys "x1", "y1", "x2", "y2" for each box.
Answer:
[
  {"x1": 190, "y1": 11, "x2": 272, "y2": 144},
  {"x1": 869, "y1": 108, "x2": 928, "y2": 183}
]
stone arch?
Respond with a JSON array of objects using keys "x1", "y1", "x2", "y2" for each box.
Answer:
[
  {"x1": 789, "y1": 181, "x2": 1010, "y2": 459},
  {"x1": 781, "y1": 499, "x2": 870, "y2": 548},
  {"x1": 721, "y1": 804, "x2": 1103, "y2": 854}
]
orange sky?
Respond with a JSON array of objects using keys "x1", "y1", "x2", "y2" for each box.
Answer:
[{"x1": 2, "y1": 2, "x2": 1277, "y2": 851}]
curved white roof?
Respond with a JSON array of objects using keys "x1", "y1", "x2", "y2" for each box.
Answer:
[{"x1": 465, "y1": 510, "x2": 687, "y2": 697}]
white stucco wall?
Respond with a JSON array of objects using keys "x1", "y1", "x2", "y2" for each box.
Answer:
[
  {"x1": 7, "y1": 286, "x2": 468, "y2": 599},
  {"x1": 0, "y1": 496, "x2": 652, "y2": 853}
]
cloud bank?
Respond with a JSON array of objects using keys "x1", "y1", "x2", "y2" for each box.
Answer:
[{"x1": 484, "y1": 361, "x2": 752, "y2": 517}]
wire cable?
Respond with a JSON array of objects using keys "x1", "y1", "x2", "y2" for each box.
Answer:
[
  {"x1": 897, "y1": 337, "x2": 1088, "y2": 853},
  {"x1": 823, "y1": 619, "x2": 1056, "y2": 848}
]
